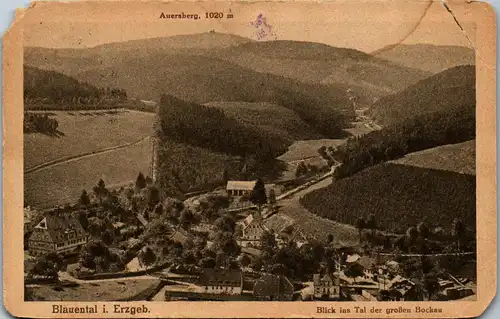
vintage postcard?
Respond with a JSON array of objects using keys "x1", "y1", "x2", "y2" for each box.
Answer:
[{"x1": 2, "y1": 0, "x2": 497, "y2": 318}]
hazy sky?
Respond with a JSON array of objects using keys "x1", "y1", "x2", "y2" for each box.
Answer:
[{"x1": 22, "y1": 1, "x2": 476, "y2": 53}]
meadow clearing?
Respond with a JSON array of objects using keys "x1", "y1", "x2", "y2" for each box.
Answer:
[
  {"x1": 24, "y1": 110, "x2": 154, "y2": 209},
  {"x1": 24, "y1": 110, "x2": 155, "y2": 169}
]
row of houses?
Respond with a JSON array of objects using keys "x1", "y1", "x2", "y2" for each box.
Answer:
[{"x1": 167, "y1": 268, "x2": 294, "y2": 301}]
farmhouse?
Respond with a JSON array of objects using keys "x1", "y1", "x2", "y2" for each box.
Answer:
[
  {"x1": 253, "y1": 274, "x2": 294, "y2": 301},
  {"x1": 28, "y1": 213, "x2": 88, "y2": 256},
  {"x1": 240, "y1": 211, "x2": 266, "y2": 246},
  {"x1": 197, "y1": 268, "x2": 243, "y2": 295},
  {"x1": 226, "y1": 181, "x2": 256, "y2": 197},
  {"x1": 313, "y1": 273, "x2": 340, "y2": 300}
]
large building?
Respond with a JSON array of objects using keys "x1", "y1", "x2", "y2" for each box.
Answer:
[
  {"x1": 226, "y1": 181, "x2": 256, "y2": 197},
  {"x1": 313, "y1": 273, "x2": 340, "y2": 300},
  {"x1": 197, "y1": 269, "x2": 243, "y2": 295},
  {"x1": 241, "y1": 212, "x2": 266, "y2": 245},
  {"x1": 28, "y1": 213, "x2": 88, "y2": 256},
  {"x1": 253, "y1": 274, "x2": 294, "y2": 301}
]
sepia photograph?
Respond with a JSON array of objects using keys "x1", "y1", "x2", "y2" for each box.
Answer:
[{"x1": 2, "y1": 0, "x2": 496, "y2": 318}]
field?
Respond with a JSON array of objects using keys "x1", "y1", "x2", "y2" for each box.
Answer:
[
  {"x1": 301, "y1": 163, "x2": 476, "y2": 234},
  {"x1": 24, "y1": 110, "x2": 155, "y2": 209},
  {"x1": 24, "y1": 110, "x2": 155, "y2": 169},
  {"x1": 390, "y1": 140, "x2": 475, "y2": 175},
  {"x1": 25, "y1": 279, "x2": 160, "y2": 301},
  {"x1": 277, "y1": 139, "x2": 344, "y2": 162},
  {"x1": 265, "y1": 178, "x2": 360, "y2": 246}
]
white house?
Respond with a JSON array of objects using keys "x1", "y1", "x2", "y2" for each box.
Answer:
[
  {"x1": 226, "y1": 181, "x2": 256, "y2": 197},
  {"x1": 313, "y1": 273, "x2": 340, "y2": 300},
  {"x1": 197, "y1": 269, "x2": 243, "y2": 295}
]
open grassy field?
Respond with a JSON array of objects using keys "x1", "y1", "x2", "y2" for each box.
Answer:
[
  {"x1": 26, "y1": 279, "x2": 159, "y2": 301},
  {"x1": 24, "y1": 110, "x2": 155, "y2": 209},
  {"x1": 265, "y1": 177, "x2": 360, "y2": 246},
  {"x1": 24, "y1": 110, "x2": 155, "y2": 169},
  {"x1": 390, "y1": 140, "x2": 475, "y2": 175},
  {"x1": 24, "y1": 136, "x2": 152, "y2": 209},
  {"x1": 277, "y1": 139, "x2": 344, "y2": 162}
]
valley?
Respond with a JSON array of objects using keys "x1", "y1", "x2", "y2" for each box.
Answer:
[{"x1": 23, "y1": 32, "x2": 478, "y2": 304}]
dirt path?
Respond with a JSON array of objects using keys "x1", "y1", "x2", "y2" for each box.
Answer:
[{"x1": 25, "y1": 135, "x2": 152, "y2": 174}]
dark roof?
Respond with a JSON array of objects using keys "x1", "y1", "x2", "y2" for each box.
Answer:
[
  {"x1": 356, "y1": 255, "x2": 375, "y2": 269},
  {"x1": 31, "y1": 213, "x2": 87, "y2": 243},
  {"x1": 197, "y1": 269, "x2": 242, "y2": 287},
  {"x1": 253, "y1": 274, "x2": 294, "y2": 297}
]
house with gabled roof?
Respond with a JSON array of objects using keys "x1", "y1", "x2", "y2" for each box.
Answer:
[
  {"x1": 197, "y1": 268, "x2": 243, "y2": 295},
  {"x1": 313, "y1": 272, "x2": 340, "y2": 300},
  {"x1": 28, "y1": 213, "x2": 88, "y2": 256},
  {"x1": 253, "y1": 274, "x2": 294, "y2": 301},
  {"x1": 226, "y1": 181, "x2": 256, "y2": 197},
  {"x1": 238, "y1": 211, "x2": 267, "y2": 247}
]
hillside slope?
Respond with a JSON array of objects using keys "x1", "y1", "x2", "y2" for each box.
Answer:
[
  {"x1": 204, "y1": 101, "x2": 323, "y2": 142},
  {"x1": 369, "y1": 65, "x2": 475, "y2": 125},
  {"x1": 374, "y1": 44, "x2": 475, "y2": 73},
  {"x1": 390, "y1": 140, "x2": 475, "y2": 175},
  {"x1": 213, "y1": 41, "x2": 430, "y2": 102},
  {"x1": 25, "y1": 33, "x2": 430, "y2": 106},
  {"x1": 301, "y1": 163, "x2": 476, "y2": 234}
]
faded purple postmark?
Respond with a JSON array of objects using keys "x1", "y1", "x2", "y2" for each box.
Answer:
[{"x1": 250, "y1": 13, "x2": 277, "y2": 40}]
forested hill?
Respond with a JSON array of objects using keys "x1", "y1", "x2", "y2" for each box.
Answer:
[
  {"x1": 24, "y1": 65, "x2": 131, "y2": 109},
  {"x1": 332, "y1": 105, "x2": 475, "y2": 179},
  {"x1": 369, "y1": 65, "x2": 475, "y2": 125},
  {"x1": 157, "y1": 94, "x2": 289, "y2": 161}
]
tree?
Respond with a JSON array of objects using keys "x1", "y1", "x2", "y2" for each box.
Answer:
[
  {"x1": 260, "y1": 230, "x2": 277, "y2": 257},
  {"x1": 318, "y1": 146, "x2": 330, "y2": 161},
  {"x1": 78, "y1": 211, "x2": 89, "y2": 231},
  {"x1": 135, "y1": 172, "x2": 147, "y2": 190},
  {"x1": 180, "y1": 209, "x2": 200, "y2": 230},
  {"x1": 327, "y1": 234, "x2": 334, "y2": 244},
  {"x1": 250, "y1": 178, "x2": 267, "y2": 211},
  {"x1": 93, "y1": 179, "x2": 108, "y2": 205},
  {"x1": 423, "y1": 273, "x2": 440, "y2": 300},
  {"x1": 240, "y1": 254, "x2": 252, "y2": 268},
  {"x1": 406, "y1": 227, "x2": 419, "y2": 249},
  {"x1": 138, "y1": 247, "x2": 157, "y2": 270},
  {"x1": 417, "y1": 221, "x2": 430, "y2": 239},
  {"x1": 29, "y1": 255, "x2": 62, "y2": 280},
  {"x1": 213, "y1": 231, "x2": 240, "y2": 256},
  {"x1": 216, "y1": 251, "x2": 227, "y2": 268},
  {"x1": 214, "y1": 215, "x2": 236, "y2": 233},
  {"x1": 147, "y1": 186, "x2": 161, "y2": 207},
  {"x1": 222, "y1": 168, "x2": 229, "y2": 184},
  {"x1": 79, "y1": 190, "x2": 91, "y2": 207},
  {"x1": 268, "y1": 189, "x2": 276, "y2": 205},
  {"x1": 295, "y1": 162, "x2": 307, "y2": 178},
  {"x1": 452, "y1": 218, "x2": 465, "y2": 251},
  {"x1": 270, "y1": 263, "x2": 287, "y2": 276},
  {"x1": 354, "y1": 217, "x2": 366, "y2": 242},
  {"x1": 344, "y1": 263, "x2": 364, "y2": 283},
  {"x1": 102, "y1": 229, "x2": 115, "y2": 246},
  {"x1": 87, "y1": 217, "x2": 106, "y2": 237},
  {"x1": 199, "y1": 257, "x2": 216, "y2": 268},
  {"x1": 366, "y1": 213, "x2": 377, "y2": 231}
]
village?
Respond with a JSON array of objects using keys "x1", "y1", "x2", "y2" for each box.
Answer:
[{"x1": 23, "y1": 164, "x2": 477, "y2": 302}]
